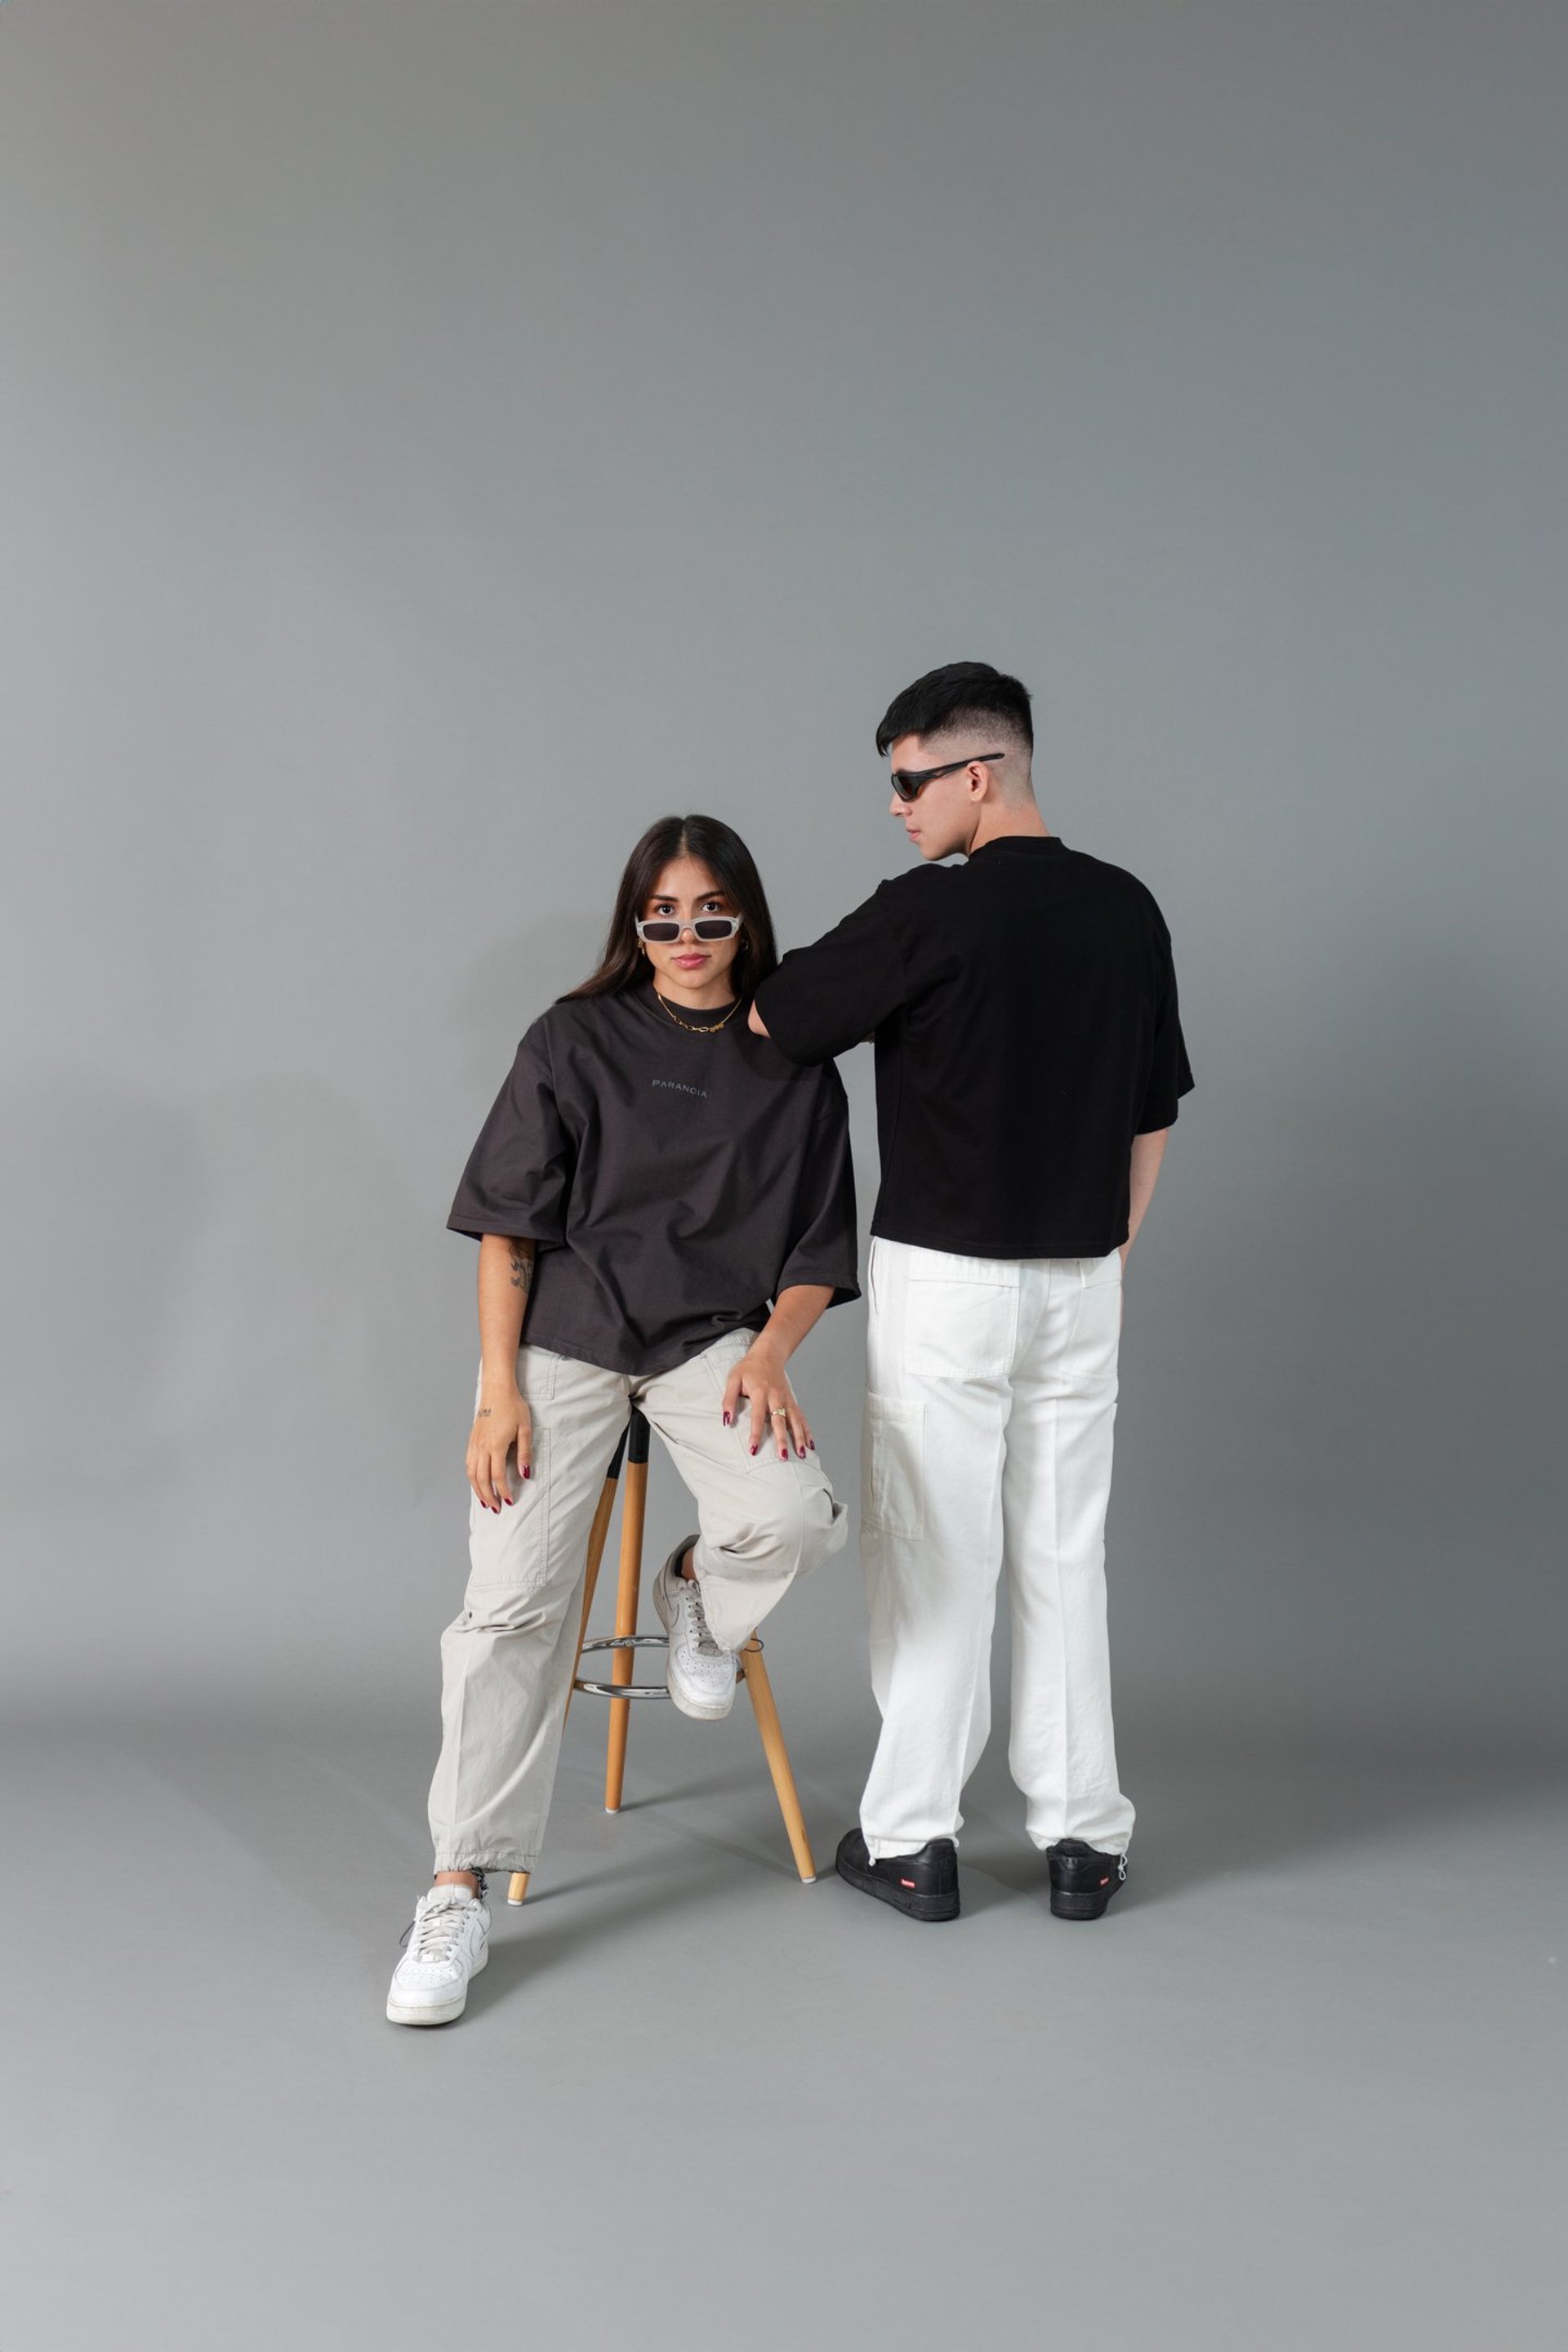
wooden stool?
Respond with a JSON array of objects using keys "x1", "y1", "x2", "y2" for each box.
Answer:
[{"x1": 506, "y1": 1405, "x2": 817, "y2": 1904}]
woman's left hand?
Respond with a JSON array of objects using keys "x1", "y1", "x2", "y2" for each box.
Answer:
[{"x1": 721, "y1": 1342, "x2": 814, "y2": 1459}]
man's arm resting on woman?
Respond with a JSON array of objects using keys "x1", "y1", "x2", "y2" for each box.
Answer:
[{"x1": 750, "y1": 1003, "x2": 876, "y2": 1048}]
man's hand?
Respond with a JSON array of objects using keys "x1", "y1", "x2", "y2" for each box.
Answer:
[
  {"x1": 467, "y1": 1387, "x2": 532, "y2": 1511},
  {"x1": 720, "y1": 1339, "x2": 813, "y2": 1459}
]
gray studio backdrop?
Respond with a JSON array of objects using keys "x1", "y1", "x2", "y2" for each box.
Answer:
[{"x1": 2, "y1": 1, "x2": 1564, "y2": 1753}]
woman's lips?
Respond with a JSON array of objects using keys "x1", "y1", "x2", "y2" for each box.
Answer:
[{"x1": 675, "y1": 954, "x2": 709, "y2": 968}]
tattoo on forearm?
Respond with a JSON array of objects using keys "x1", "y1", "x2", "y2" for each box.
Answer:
[
  {"x1": 509, "y1": 1244, "x2": 533, "y2": 1294},
  {"x1": 477, "y1": 1408, "x2": 492, "y2": 1419}
]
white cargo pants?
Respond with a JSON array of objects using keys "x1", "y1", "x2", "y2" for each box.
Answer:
[
  {"x1": 858, "y1": 1236, "x2": 1134, "y2": 1860},
  {"x1": 429, "y1": 1326, "x2": 849, "y2": 1876}
]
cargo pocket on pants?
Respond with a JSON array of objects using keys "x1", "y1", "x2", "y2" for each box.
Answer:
[{"x1": 862, "y1": 1395, "x2": 924, "y2": 1539}]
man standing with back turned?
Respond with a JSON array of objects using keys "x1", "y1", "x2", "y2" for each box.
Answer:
[{"x1": 749, "y1": 663, "x2": 1193, "y2": 1924}]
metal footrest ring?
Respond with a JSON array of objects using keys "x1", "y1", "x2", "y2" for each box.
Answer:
[
  {"x1": 573, "y1": 1632, "x2": 671, "y2": 1699},
  {"x1": 572, "y1": 1629, "x2": 758, "y2": 1700}
]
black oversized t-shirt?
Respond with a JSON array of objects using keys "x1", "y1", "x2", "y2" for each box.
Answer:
[
  {"x1": 751, "y1": 836, "x2": 1193, "y2": 1259},
  {"x1": 447, "y1": 975, "x2": 860, "y2": 1374}
]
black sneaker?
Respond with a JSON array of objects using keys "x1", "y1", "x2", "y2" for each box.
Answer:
[
  {"x1": 1045, "y1": 1838, "x2": 1128, "y2": 1920},
  {"x1": 835, "y1": 1828, "x2": 960, "y2": 1922}
]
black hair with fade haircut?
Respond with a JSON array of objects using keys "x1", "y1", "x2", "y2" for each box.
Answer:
[{"x1": 874, "y1": 661, "x2": 1034, "y2": 759}]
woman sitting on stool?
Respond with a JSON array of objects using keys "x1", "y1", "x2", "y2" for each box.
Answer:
[{"x1": 386, "y1": 813, "x2": 857, "y2": 2027}]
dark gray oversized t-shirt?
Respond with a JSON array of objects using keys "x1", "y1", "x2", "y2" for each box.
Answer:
[{"x1": 448, "y1": 977, "x2": 860, "y2": 1375}]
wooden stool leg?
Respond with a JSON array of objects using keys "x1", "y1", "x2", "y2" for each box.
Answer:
[
  {"x1": 739, "y1": 1638, "x2": 817, "y2": 1883},
  {"x1": 506, "y1": 1468, "x2": 622, "y2": 1906},
  {"x1": 564, "y1": 1471, "x2": 620, "y2": 1733},
  {"x1": 604, "y1": 1437, "x2": 649, "y2": 1815}
]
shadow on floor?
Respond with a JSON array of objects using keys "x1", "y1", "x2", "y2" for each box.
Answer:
[{"x1": 60, "y1": 1702, "x2": 1568, "y2": 1957}]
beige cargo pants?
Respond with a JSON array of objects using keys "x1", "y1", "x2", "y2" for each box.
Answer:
[{"x1": 428, "y1": 1325, "x2": 849, "y2": 1874}]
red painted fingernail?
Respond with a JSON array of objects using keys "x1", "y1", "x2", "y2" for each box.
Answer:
[
  {"x1": 723, "y1": 1412, "x2": 731, "y2": 1425},
  {"x1": 797, "y1": 1446, "x2": 806, "y2": 1458},
  {"x1": 523, "y1": 1465, "x2": 532, "y2": 1479},
  {"x1": 750, "y1": 1443, "x2": 757, "y2": 1454}
]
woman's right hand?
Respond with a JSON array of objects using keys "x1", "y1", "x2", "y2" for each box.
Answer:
[{"x1": 467, "y1": 1388, "x2": 532, "y2": 1512}]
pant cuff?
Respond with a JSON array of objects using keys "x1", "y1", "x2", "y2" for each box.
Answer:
[
  {"x1": 862, "y1": 1833, "x2": 958, "y2": 1861},
  {"x1": 432, "y1": 1854, "x2": 538, "y2": 1875},
  {"x1": 1026, "y1": 1833, "x2": 1132, "y2": 1856}
]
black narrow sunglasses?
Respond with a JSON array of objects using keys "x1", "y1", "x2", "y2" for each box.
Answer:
[{"x1": 889, "y1": 751, "x2": 1006, "y2": 803}]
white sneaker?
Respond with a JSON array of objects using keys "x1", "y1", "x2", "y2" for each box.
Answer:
[
  {"x1": 386, "y1": 1883, "x2": 491, "y2": 2027},
  {"x1": 652, "y1": 1537, "x2": 738, "y2": 1722}
]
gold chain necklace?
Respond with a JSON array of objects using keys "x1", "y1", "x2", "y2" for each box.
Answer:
[{"x1": 653, "y1": 985, "x2": 743, "y2": 1036}]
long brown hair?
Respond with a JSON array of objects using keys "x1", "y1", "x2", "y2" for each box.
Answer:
[{"x1": 557, "y1": 814, "x2": 780, "y2": 1004}]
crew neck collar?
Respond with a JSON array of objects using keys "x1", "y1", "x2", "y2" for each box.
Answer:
[{"x1": 966, "y1": 835, "x2": 1065, "y2": 858}]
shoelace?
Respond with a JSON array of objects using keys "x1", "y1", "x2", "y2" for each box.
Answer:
[
  {"x1": 679, "y1": 1574, "x2": 724, "y2": 1659},
  {"x1": 404, "y1": 1896, "x2": 476, "y2": 1964}
]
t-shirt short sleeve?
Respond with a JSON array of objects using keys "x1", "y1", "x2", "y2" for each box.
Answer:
[
  {"x1": 752, "y1": 889, "x2": 908, "y2": 1064},
  {"x1": 1136, "y1": 907, "x2": 1196, "y2": 1134},
  {"x1": 447, "y1": 1018, "x2": 575, "y2": 1245},
  {"x1": 773, "y1": 1065, "x2": 860, "y2": 1306}
]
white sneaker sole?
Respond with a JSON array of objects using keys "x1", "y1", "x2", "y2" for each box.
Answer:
[
  {"x1": 665, "y1": 1669, "x2": 737, "y2": 1723},
  {"x1": 385, "y1": 1940, "x2": 488, "y2": 2027}
]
